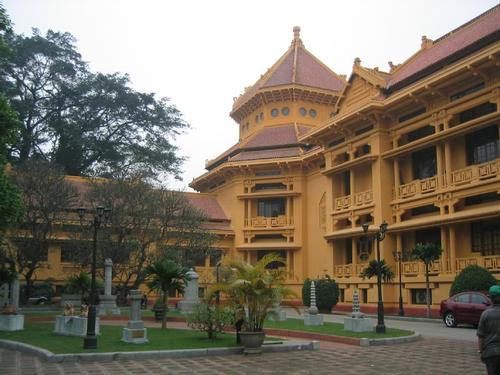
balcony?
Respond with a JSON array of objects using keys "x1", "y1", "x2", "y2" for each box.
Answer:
[
  {"x1": 333, "y1": 190, "x2": 373, "y2": 212},
  {"x1": 450, "y1": 158, "x2": 500, "y2": 187},
  {"x1": 456, "y1": 255, "x2": 500, "y2": 273},
  {"x1": 332, "y1": 263, "x2": 368, "y2": 278},
  {"x1": 244, "y1": 215, "x2": 293, "y2": 228},
  {"x1": 402, "y1": 260, "x2": 444, "y2": 276},
  {"x1": 397, "y1": 175, "x2": 441, "y2": 199}
]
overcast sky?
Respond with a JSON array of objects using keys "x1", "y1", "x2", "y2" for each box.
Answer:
[{"x1": 4, "y1": 0, "x2": 498, "y2": 190}]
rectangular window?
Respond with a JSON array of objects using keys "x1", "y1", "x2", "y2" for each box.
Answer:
[
  {"x1": 209, "y1": 250, "x2": 223, "y2": 267},
  {"x1": 411, "y1": 289, "x2": 431, "y2": 305},
  {"x1": 450, "y1": 82, "x2": 485, "y2": 101},
  {"x1": 328, "y1": 138, "x2": 345, "y2": 148},
  {"x1": 458, "y1": 102, "x2": 496, "y2": 124},
  {"x1": 465, "y1": 125, "x2": 500, "y2": 165},
  {"x1": 412, "y1": 146, "x2": 437, "y2": 180},
  {"x1": 339, "y1": 289, "x2": 345, "y2": 303},
  {"x1": 12, "y1": 238, "x2": 49, "y2": 262},
  {"x1": 343, "y1": 171, "x2": 351, "y2": 195},
  {"x1": 361, "y1": 289, "x2": 368, "y2": 304},
  {"x1": 415, "y1": 228, "x2": 441, "y2": 246},
  {"x1": 407, "y1": 125, "x2": 435, "y2": 143},
  {"x1": 398, "y1": 107, "x2": 426, "y2": 123},
  {"x1": 355, "y1": 125, "x2": 373, "y2": 136},
  {"x1": 345, "y1": 239, "x2": 352, "y2": 264},
  {"x1": 257, "y1": 198, "x2": 285, "y2": 217},
  {"x1": 471, "y1": 219, "x2": 500, "y2": 256},
  {"x1": 257, "y1": 250, "x2": 286, "y2": 269},
  {"x1": 254, "y1": 183, "x2": 286, "y2": 191}
]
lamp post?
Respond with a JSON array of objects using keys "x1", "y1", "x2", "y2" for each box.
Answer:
[
  {"x1": 77, "y1": 206, "x2": 111, "y2": 350},
  {"x1": 392, "y1": 250, "x2": 405, "y2": 316},
  {"x1": 362, "y1": 221, "x2": 388, "y2": 334}
]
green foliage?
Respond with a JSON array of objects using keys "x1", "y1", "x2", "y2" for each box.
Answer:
[
  {"x1": 360, "y1": 260, "x2": 395, "y2": 282},
  {"x1": 0, "y1": 267, "x2": 16, "y2": 285},
  {"x1": 213, "y1": 253, "x2": 298, "y2": 332},
  {"x1": 450, "y1": 264, "x2": 498, "y2": 296},
  {"x1": 411, "y1": 242, "x2": 442, "y2": 265},
  {"x1": 187, "y1": 300, "x2": 235, "y2": 339},
  {"x1": 1, "y1": 28, "x2": 187, "y2": 180},
  {"x1": 0, "y1": 170, "x2": 23, "y2": 232},
  {"x1": 302, "y1": 275, "x2": 339, "y2": 312},
  {"x1": 63, "y1": 272, "x2": 103, "y2": 304},
  {"x1": 144, "y1": 259, "x2": 189, "y2": 329}
]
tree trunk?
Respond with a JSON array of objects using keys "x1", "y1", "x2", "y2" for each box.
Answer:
[
  {"x1": 425, "y1": 263, "x2": 431, "y2": 318},
  {"x1": 161, "y1": 292, "x2": 168, "y2": 329}
]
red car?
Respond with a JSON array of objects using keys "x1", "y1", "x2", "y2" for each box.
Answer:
[{"x1": 440, "y1": 291, "x2": 492, "y2": 327}]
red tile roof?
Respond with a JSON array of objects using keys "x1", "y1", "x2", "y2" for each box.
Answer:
[
  {"x1": 230, "y1": 147, "x2": 302, "y2": 162},
  {"x1": 388, "y1": 5, "x2": 500, "y2": 89},
  {"x1": 185, "y1": 194, "x2": 229, "y2": 221},
  {"x1": 244, "y1": 125, "x2": 298, "y2": 148}
]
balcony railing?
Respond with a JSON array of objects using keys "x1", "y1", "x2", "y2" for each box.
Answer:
[
  {"x1": 450, "y1": 158, "x2": 500, "y2": 187},
  {"x1": 332, "y1": 262, "x2": 368, "y2": 278},
  {"x1": 456, "y1": 255, "x2": 500, "y2": 273},
  {"x1": 402, "y1": 260, "x2": 444, "y2": 276},
  {"x1": 333, "y1": 190, "x2": 373, "y2": 212},
  {"x1": 245, "y1": 215, "x2": 293, "y2": 228},
  {"x1": 398, "y1": 175, "x2": 440, "y2": 199}
]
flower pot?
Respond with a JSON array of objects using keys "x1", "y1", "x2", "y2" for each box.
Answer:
[
  {"x1": 152, "y1": 308, "x2": 166, "y2": 322},
  {"x1": 239, "y1": 331, "x2": 265, "y2": 354}
]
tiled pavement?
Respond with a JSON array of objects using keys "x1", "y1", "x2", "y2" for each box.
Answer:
[{"x1": 0, "y1": 337, "x2": 485, "y2": 375}]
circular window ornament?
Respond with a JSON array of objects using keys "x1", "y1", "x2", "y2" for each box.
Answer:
[
  {"x1": 299, "y1": 107, "x2": 307, "y2": 117},
  {"x1": 309, "y1": 109, "x2": 317, "y2": 118},
  {"x1": 271, "y1": 108, "x2": 279, "y2": 117},
  {"x1": 281, "y1": 107, "x2": 290, "y2": 116}
]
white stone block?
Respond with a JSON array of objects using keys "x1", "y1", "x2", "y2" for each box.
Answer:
[
  {"x1": 54, "y1": 315, "x2": 100, "y2": 337},
  {"x1": 304, "y1": 313, "x2": 324, "y2": 326},
  {"x1": 122, "y1": 327, "x2": 148, "y2": 344},
  {"x1": 343, "y1": 316, "x2": 374, "y2": 332},
  {"x1": 0, "y1": 314, "x2": 24, "y2": 331}
]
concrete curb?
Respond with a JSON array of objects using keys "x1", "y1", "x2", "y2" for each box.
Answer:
[
  {"x1": 359, "y1": 332, "x2": 421, "y2": 346},
  {"x1": 0, "y1": 339, "x2": 319, "y2": 363}
]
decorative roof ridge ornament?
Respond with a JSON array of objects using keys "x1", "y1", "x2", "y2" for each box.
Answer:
[{"x1": 291, "y1": 26, "x2": 304, "y2": 48}]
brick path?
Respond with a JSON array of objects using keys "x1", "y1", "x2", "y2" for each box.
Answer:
[{"x1": 0, "y1": 337, "x2": 484, "y2": 374}]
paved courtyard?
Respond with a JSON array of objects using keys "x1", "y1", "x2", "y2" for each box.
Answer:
[{"x1": 0, "y1": 337, "x2": 483, "y2": 374}]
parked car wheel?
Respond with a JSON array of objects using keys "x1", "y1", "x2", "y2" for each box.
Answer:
[{"x1": 444, "y1": 312, "x2": 457, "y2": 328}]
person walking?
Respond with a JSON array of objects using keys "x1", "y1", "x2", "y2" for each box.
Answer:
[{"x1": 477, "y1": 285, "x2": 500, "y2": 375}]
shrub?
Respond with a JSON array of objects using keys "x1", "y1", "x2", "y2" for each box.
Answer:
[
  {"x1": 302, "y1": 275, "x2": 339, "y2": 312},
  {"x1": 450, "y1": 264, "x2": 498, "y2": 296},
  {"x1": 187, "y1": 301, "x2": 235, "y2": 339}
]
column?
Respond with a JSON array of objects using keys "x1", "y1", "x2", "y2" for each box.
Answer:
[
  {"x1": 104, "y1": 258, "x2": 112, "y2": 296},
  {"x1": 449, "y1": 225, "x2": 456, "y2": 273},
  {"x1": 444, "y1": 142, "x2": 452, "y2": 185},
  {"x1": 441, "y1": 227, "x2": 449, "y2": 272},
  {"x1": 122, "y1": 290, "x2": 148, "y2": 343},
  {"x1": 351, "y1": 238, "x2": 357, "y2": 271},
  {"x1": 350, "y1": 169, "x2": 355, "y2": 198},
  {"x1": 393, "y1": 159, "x2": 400, "y2": 198},
  {"x1": 436, "y1": 144, "x2": 444, "y2": 186}
]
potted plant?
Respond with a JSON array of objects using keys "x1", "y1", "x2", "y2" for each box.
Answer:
[
  {"x1": 151, "y1": 298, "x2": 168, "y2": 322},
  {"x1": 213, "y1": 253, "x2": 297, "y2": 354},
  {"x1": 144, "y1": 259, "x2": 189, "y2": 329}
]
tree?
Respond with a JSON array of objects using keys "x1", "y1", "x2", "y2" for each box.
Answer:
[
  {"x1": 1, "y1": 29, "x2": 187, "y2": 180},
  {"x1": 360, "y1": 259, "x2": 395, "y2": 282},
  {"x1": 63, "y1": 272, "x2": 103, "y2": 305},
  {"x1": 302, "y1": 275, "x2": 339, "y2": 312},
  {"x1": 9, "y1": 160, "x2": 78, "y2": 299},
  {"x1": 144, "y1": 259, "x2": 189, "y2": 329},
  {"x1": 65, "y1": 176, "x2": 216, "y2": 304},
  {"x1": 411, "y1": 242, "x2": 443, "y2": 318},
  {"x1": 186, "y1": 296, "x2": 235, "y2": 340},
  {"x1": 214, "y1": 253, "x2": 297, "y2": 332},
  {"x1": 450, "y1": 264, "x2": 497, "y2": 296}
]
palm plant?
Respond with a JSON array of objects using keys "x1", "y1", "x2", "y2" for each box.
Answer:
[
  {"x1": 64, "y1": 272, "x2": 93, "y2": 305},
  {"x1": 411, "y1": 242, "x2": 442, "y2": 318},
  {"x1": 144, "y1": 259, "x2": 189, "y2": 329},
  {"x1": 213, "y1": 253, "x2": 297, "y2": 332},
  {"x1": 360, "y1": 260, "x2": 395, "y2": 282}
]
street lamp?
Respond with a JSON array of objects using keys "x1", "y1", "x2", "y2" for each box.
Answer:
[
  {"x1": 78, "y1": 206, "x2": 111, "y2": 350},
  {"x1": 362, "y1": 221, "x2": 388, "y2": 334},
  {"x1": 392, "y1": 250, "x2": 405, "y2": 316}
]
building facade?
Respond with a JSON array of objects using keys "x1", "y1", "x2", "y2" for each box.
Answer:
[{"x1": 190, "y1": 6, "x2": 500, "y2": 315}]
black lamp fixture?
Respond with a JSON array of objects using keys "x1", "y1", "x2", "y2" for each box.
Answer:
[
  {"x1": 392, "y1": 250, "x2": 405, "y2": 316},
  {"x1": 362, "y1": 220, "x2": 388, "y2": 334},
  {"x1": 77, "y1": 205, "x2": 111, "y2": 350}
]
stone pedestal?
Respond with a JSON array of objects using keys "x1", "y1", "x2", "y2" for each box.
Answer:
[
  {"x1": 60, "y1": 294, "x2": 82, "y2": 308},
  {"x1": 304, "y1": 313, "x2": 324, "y2": 326},
  {"x1": 343, "y1": 315, "x2": 373, "y2": 332},
  {"x1": 178, "y1": 268, "x2": 199, "y2": 313},
  {"x1": 98, "y1": 295, "x2": 121, "y2": 316},
  {"x1": 122, "y1": 290, "x2": 148, "y2": 344},
  {"x1": 98, "y1": 258, "x2": 120, "y2": 315},
  {"x1": 54, "y1": 315, "x2": 100, "y2": 337},
  {"x1": 268, "y1": 307, "x2": 287, "y2": 321},
  {"x1": 0, "y1": 314, "x2": 24, "y2": 331}
]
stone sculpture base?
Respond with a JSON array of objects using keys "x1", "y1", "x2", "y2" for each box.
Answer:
[
  {"x1": 60, "y1": 294, "x2": 82, "y2": 308},
  {"x1": 304, "y1": 313, "x2": 324, "y2": 326},
  {"x1": 98, "y1": 295, "x2": 121, "y2": 316},
  {"x1": 0, "y1": 314, "x2": 24, "y2": 331},
  {"x1": 343, "y1": 316, "x2": 373, "y2": 332},
  {"x1": 268, "y1": 308, "x2": 287, "y2": 321},
  {"x1": 54, "y1": 316, "x2": 100, "y2": 337},
  {"x1": 122, "y1": 320, "x2": 148, "y2": 344},
  {"x1": 177, "y1": 299, "x2": 199, "y2": 314}
]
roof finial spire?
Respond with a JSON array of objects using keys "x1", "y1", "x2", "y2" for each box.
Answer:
[{"x1": 291, "y1": 26, "x2": 303, "y2": 47}]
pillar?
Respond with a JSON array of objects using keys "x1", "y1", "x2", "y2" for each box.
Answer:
[
  {"x1": 178, "y1": 268, "x2": 199, "y2": 313},
  {"x1": 441, "y1": 227, "x2": 449, "y2": 272},
  {"x1": 444, "y1": 142, "x2": 452, "y2": 185},
  {"x1": 393, "y1": 158, "x2": 400, "y2": 197},
  {"x1": 449, "y1": 225, "x2": 456, "y2": 273},
  {"x1": 104, "y1": 258, "x2": 113, "y2": 296}
]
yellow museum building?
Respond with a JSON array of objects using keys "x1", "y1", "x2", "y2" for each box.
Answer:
[{"x1": 14, "y1": 6, "x2": 500, "y2": 315}]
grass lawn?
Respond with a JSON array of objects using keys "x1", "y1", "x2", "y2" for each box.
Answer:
[
  {"x1": 264, "y1": 318, "x2": 413, "y2": 338},
  {"x1": 0, "y1": 323, "x2": 240, "y2": 354}
]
